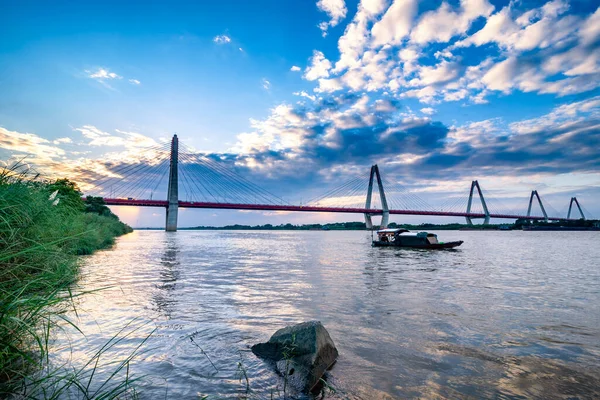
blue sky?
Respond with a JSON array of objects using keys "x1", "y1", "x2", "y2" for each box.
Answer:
[{"x1": 1, "y1": 0, "x2": 599, "y2": 227}]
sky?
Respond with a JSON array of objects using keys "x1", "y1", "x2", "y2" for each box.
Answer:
[{"x1": 1, "y1": 0, "x2": 599, "y2": 227}]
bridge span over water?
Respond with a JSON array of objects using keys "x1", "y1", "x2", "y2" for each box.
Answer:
[{"x1": 85, "y1": 135, "x2": 589, "y2": 231}]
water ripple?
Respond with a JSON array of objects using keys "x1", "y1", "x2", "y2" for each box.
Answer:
[{"x1": 51, "y1": 230, "x2": 600, "y2": 399}]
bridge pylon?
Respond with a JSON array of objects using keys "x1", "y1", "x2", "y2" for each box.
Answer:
[
  {"x1": 165, "y1": 134, "x2": 179, "y2": 232},
  {"x1": 466, "y1": 180, "x2": 490, "y2": 225},
  {"x1": 365, "y1": 164, "x2": 389, "y2": 229},
  {"x1": 567, "y1": 197, "x2": 585, "y2": 220},
  {"x1": 526, "y1": 190, "x2": 548, "y2": 222}
]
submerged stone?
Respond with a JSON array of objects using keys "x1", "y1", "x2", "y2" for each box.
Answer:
[{"x1": 251, "y1": 320, "x2": 338, "y2": 393}]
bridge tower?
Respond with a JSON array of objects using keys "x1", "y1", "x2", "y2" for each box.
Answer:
[
  {"x1": 165, "y1": 134, "x2": 179, "y2": 232},
  {"x1": 526, "y1": 190, "x2": 548, "y2": 222},
  {"x1": 466, "y1": 180, "x2": 490, "y2": 225},
  {"x1": 365, "y1": 164, "x2": 389, "y2": 229},
  {"x1": 567, "y1": 197, "x2": 585, "y2": 220}
]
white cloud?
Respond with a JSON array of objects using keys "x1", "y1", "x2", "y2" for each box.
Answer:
[
  {"x1": 373, "y1": 99, "x2": 396, "y2": 112},
  {"x1": 370, "y1": 0, "x2": 417, "y2": 47},
  {"x1": 481, "y1": 57, "x2": 518, "y2": 92},
  {"x1": 290, "y1": 65, "x2": 301, "y2": 72},
  {"x1": 0, "y1": 127, "x2": 66, "y2": 163},
  {"x1": 280, "y1": 0, "x2": 599, "y2": 107},
  {"x1": 231, "y1": 103, "x2": 316, "y2": 158},
  {"x1": 114, "y1": 129, "x2": 158, "y2": 148},
  {"x1": 213, "y1": 34, "x2": 232, "y2": 44},
  {"x1": 129, "y1": 79, "x2": 141, "y2": 85},
  {"x1": 293, "y1": 91, "x2": 317, "y2": 101},
  {"x1": 509, "y1": 96, "x2": 600, "y2": 135},
  {"x1": 540, "y1": 74, "x2": 600, "y2": 96},
  {"x1": 447, "y1": 119, "x2": 502, "y2": 149},
  {"x1": 481, "y1": 55, "x2": 600, "y2": 97},
  {"x1": 455, "y1": 1, "x2": 576, "y2": 51},
  {"x1": 442, "y1": 88, "x2": 469, "y2": 101},
  {"x1": 333, "y1": 0, "x2": 388, "y2": 72},
  {"x1": 580, "y1": 7, "x2": 600, "y2": 46},
  {"x1": 76, "y1": 125, "x2": 110, "y2": 140},
  {"x1": 74, "y1": 125, "x2": 158, "y2": 148},
  {"x1": 411, "y1": 0, "x2": 494, "y2": 45},
  {"x1": 87, "y1": 68, "x2": 121, "y2": 80},
  {"x1": 53, "y1": 137, "x2": 73, "y2": 144},
  {"x1": 304, "y1": 50, "x2": 333, "y2": 81},
  {"x1": 314, "y1": 77, "x2": 344, "y2": 93},
  {"x1": 75, "y1": 125, "x2": 123, "y2": 147},
  {"x1": 420, "y1": 107, "x2": 436, "y2": 115},
  {"x1": 399, "y1": 47, "x2": 418, "y2": 61},
  {"x1": 261, "y1": 78, "x2": 271, "y2": 90},
  {"x1": 398, "y1": 46, "x2": 420, "y2": 74},
  {"x1": 541, "y1": 0, "x2": 570, "y2": 18},
  {"x1": 544, "y1": 45, "x2": 600, "y2": 76},
  {"x1": 415, "y1": 61, "x2": 461, "y2": 86},
  {"x1": 317, "y1": 0, "x2": 347, "y2": 36},
  {"x1": 400, "y1": 86, "x2": 438, "y2": 104}
]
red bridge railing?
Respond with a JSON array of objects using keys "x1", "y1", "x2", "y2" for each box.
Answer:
[{"x1": 90, "y1": 197, "x2": 570, "y2": 221}]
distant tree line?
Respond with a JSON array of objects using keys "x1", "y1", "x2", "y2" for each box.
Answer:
[{"x1": 174, "y1": 219, "x2": 598, "y2": 231}]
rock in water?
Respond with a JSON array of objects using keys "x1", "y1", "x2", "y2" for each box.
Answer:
[{"x1": 251, "y1": 321, "x2": 338, "y2": 393}]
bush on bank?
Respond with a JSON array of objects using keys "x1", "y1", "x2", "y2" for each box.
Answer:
[{"x1": 0, "y1": 168, "x2": 132, "y2": 393}]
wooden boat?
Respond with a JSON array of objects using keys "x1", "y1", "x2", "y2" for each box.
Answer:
[{"x1": 372, "y1": 228, "x2": 463, "y2": 249}]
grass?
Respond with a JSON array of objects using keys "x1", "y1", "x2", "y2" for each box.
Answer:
[{"x1": 0, "y1": 161, "x2": 140, "y2": 397}]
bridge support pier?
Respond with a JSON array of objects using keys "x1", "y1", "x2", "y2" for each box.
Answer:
[
  {"x1": 527, "y1": 190, "x2": 548, "y2": 222},
  {"x1": 466, "y1": 180, "x2": 490, "y2": 225},
  {"x1": 166, "y1": 134, "x2": 179, "y2": 232},
  {"x1": 567, "y1": 197, "x2": 585, "y2": 220},
  {"x1": 365, "y1": 164, "x2": 389, "y2": 229}
]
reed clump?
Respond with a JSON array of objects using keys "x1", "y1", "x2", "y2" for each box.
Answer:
[{"x1": 0, "y1": 162, "x2": 133, "y2": 395}]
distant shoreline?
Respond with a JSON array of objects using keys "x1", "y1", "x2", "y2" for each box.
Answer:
[{"x1": 133, "y1": 220, "x2": 599, "y2": 231}]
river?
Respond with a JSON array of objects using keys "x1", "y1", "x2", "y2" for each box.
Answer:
[{"x1": 50, "y1": 230, "x2": 600, "y2": 399}]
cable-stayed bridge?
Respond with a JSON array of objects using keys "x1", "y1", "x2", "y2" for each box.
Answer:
[{"x1": 83, "y1": 135, "x2": 591, "y2": 231}]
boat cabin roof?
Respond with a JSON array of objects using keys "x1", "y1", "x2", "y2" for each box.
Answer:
[{"x1": 376, "y1": 228, "x2": 437, "y2": 238}]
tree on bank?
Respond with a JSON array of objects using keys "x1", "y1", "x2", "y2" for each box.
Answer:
[
  {"x1": 84, "y1": 195, "x2": 118, "y2": 218},
  {"x1": 47, "y1": 178, "x2": 85, "y2": 211}
]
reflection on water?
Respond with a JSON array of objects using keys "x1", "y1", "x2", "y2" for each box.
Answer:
[
  {"x1": 51, "y1": 230, "x2": 600, "y2": 399},
  {"x1": 154, "y1": 235, "x2": 181, "y2": 318}
]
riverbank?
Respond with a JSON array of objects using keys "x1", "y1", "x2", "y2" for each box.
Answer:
[
  {"x1": 137, "y1": 220, "x2": 599, "y2": 231},
  {"x1": 0, "y1": 167, "x2": 132, "y2": 396}
]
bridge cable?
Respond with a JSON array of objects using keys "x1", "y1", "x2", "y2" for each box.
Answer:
[
  {"x1": 131, "y1": 156, "x2": 171, "y2": 199},
  {"x1": 83, "y1": 142, "x2": 171, "y2": 194},
  {"x1": 179, "y1": 152, "x2": 223, "y2": 202},
  {"x1": 180, "y1": 144, "x2": 288, "y2": 205},
  {"x1": 84, "y1": 148, "x2": 171, "y2": 197},
  {"x1": 125, "y1": 154, "x2": 173, "y2": 199},
  {"x1": 100, "y1": 152, "x2": 171, "y2": 198},
  {"x1": 179, "y1": 152, "x2": 246, "y2": 203},
  {"x1": 305, "y1": 173, "x2": 368, "y2": 206},
  {"x1": 308, "y1": 177, "x2": 364, "y2": 207},
  {"x1": 196, "y1": 156, "x2": 286, "y2": 205},
  {"x1": 179, "y1": 150, "x2": 259, "y2": 203}
]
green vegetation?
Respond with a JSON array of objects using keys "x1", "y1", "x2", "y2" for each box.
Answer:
[
  {"x1": 174, "y1": 219, "x2": 598, "y2": 231},
  {"x1": 389, "y1": 222, "x2": 506, "y2": 230},
  {"x1": 178, "y1": 221, "x2": 369, "y2": 231},
  {"x1": 0, "y1": 163, "x2": 134, "y2": 396}
]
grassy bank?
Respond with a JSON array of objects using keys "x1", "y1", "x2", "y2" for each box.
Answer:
[{"x1": 0, "y1": 165, "x2": 133, "y2": 395}]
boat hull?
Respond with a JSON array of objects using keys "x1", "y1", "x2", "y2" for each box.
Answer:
[{"x1": 372, "y1": 240, "x2": 464, "y2": 249}]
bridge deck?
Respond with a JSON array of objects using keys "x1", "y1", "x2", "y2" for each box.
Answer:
[{"x1": 96, "y1": 198, "x2": 571, "y2": 221}]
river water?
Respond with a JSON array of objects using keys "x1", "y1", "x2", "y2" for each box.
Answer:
[{"x1": 51, "y1": 230, "x2": 600, "y2": 399}]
